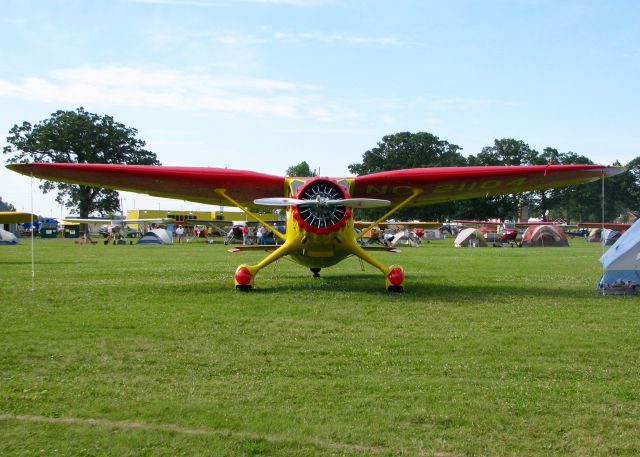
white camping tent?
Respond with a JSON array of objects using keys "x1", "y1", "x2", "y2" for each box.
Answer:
[
  {"x1": 422, "y1": 229, "x2": 443, "y2": 241},
  {"x1": 601, "y1": 228, "x2": 622, "y2": 246},
  {"x1": 598, "y1": 219, "x2": 640, "y2": 294},
  {"x1": 390, "y1": 230, "x2": 421, "y2": 247},
  {"x1": 0, "y1": 228, "x2": 19, "y2": 245},
  {"x1": 454, "y1": 228, "x2": 487, "y2": 247},
  {"x1": 137, "y1": 228, "x2": 173, "y2": 245}
]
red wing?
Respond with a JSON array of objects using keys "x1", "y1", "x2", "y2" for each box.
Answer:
[
  {"x1": 351, "y1": 165, "x2": 625, "y2": 207},
  {"x1": 578, "y1": 222, "x2": 632, "y2": 230},
  {"x1": 7, "y1": 163, "x2": 286, "y2": 208},
  {"x1": 453, "y1": 220, "x2": 502, "y2": 226}
]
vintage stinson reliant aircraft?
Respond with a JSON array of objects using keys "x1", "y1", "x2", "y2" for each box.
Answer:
[{"x1": 7, "y1": 162, "x2": 623, "y2": 291}]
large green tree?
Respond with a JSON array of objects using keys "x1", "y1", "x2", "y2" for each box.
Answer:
[
  {"x1": 0, "y1": 197, "x2": 16, "y2": 211},
  {"x1": 286, "y1": 161, "x2": 317, "y2": 177},
  {"x1": 464, "y1": 139, "x2": 541, "y2": 220},
  {"x1": 348, "y1": 132, "x2": 465, "y2": 221},
  {"x1": 3, "y1": 107, "x2": 160, "y2": 218},
  {"x1": 348, "y1": 131, "x2": 465, "y2": 175}
]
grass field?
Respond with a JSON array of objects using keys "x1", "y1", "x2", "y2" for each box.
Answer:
[{"x1": 1, "y1": 237, "x2": 639, "y2": 456}]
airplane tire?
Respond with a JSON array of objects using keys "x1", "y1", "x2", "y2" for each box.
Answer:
[
  {"x1": 387, "y1": 285, "x2": 404, "y2": 293},
  {"x1": 310, "y1": 268, "x2": 321, "y2": 277},
  {"x1": 236, "y1": 285, "x2": 253, "y2": 291}
]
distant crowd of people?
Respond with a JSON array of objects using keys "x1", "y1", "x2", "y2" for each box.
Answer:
[{"x1": 224, "y1": 223, "x2": 285, "y2": 245}]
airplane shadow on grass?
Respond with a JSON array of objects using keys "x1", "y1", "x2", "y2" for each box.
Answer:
[{"x1": 161, "y1": 273, "x2": 593, "y2": 301}]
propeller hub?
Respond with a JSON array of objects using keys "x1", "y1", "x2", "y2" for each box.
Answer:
[{"x1": 292, "y1": 178, "x2": 352, "y2": 235}]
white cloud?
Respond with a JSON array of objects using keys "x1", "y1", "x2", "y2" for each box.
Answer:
[
  {"x1": 431, "y1": 97, "x2": 520, "y2": 111},
  {"x1": 380, "y1": 114, "x2": 395, "y2": 125},
  {"x1": 0, "y1": 80, "x2": 19, "y2": 96},
  {"x1": 272, "y1": 31, "x2": 399, "y2": 46},
  {"x1": 129, "y1": 0, "x2": 331, "y2": 6},
  {"x1": 0, "y1": 65, "x2": 359, "y2": 121}
]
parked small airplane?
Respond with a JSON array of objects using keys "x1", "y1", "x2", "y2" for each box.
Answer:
[
  {"x1": 577, "y1": 222, "x2": 632, "y2": 231},
  {"x1": 63, "y1": 216, "x2": 175, "y2": 238},
  {"x1": 7, "y1": 162, "x2": 624, "y2": 290},
  {"x1": 453, "y1": 219, "x2": 521, "y2": 243},
  {"x1": 454, "y1": 219, "x2": 580, "y2": 244},
  {"x1": 354, "y1": 220, "x2": 441, "y2": 246}
]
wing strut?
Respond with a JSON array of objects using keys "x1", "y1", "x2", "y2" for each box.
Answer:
[
  {"x1": 355, "y1": 188, "x2": 424, "y2": 240},
  {"x1": 214, "y1": 188, "x2": 287, "y2": 242}
]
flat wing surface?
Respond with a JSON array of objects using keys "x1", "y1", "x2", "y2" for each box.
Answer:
[
  {"x1": 453, "y1": 220, "x2": 502, "y2": 226},
  {"x1": 351, "y1": 165, "x2": 625, "y2": 207},
  {"x1": 578, "y1": 222, "x2": 632, "y2": 230},
  {"x1": 228, "y1": 245, "x2": 280, "y2": 253},
  {"x1": 7, "y1": 163, "x2": 286, "y2": 208},
  {"x1": 361, "y1": 246, "x2": 400, "y2": 252},
  {"x1": 0, "y1": 211, "x2": 38, "y2": 223},
  {"x1": 62, "y1": 218, "x2": 112, "y2": 223},
  {"x1": 125, "y1": 218, "x2": 175, "y2": 224},
  {"x1": 354, "y1": 221, "x2": 441, "y2": 228},
  {"x1": 62, "y1": 217, "x2": 175, "y2": 224}
]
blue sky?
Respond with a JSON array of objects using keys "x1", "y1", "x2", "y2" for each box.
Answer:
[{"x1": 1, "y1": 0, "x2": 638, "y2": 216}]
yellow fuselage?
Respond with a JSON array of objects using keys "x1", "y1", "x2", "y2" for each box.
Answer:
[{"x1": 284, "y1": 208, "x2": 357, "y2": 269}]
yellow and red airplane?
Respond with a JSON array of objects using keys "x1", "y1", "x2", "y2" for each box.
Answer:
[{"x1": 7, "y1": 162, "x2": 623, "y2": 291}]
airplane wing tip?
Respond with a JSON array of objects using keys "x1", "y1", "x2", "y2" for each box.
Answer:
[
  {"x1": 588, "y1": 165, "x2": 627, "y2": 181},
  {"x1": 5, "y1": 163, "x2": 22, "y2": 172},
  {"x1": 6, "y1": 162, "x2": 45, "y2": 176},
  {"x1": 607, "y1": 166, "x2": 627, "y2": 176}
]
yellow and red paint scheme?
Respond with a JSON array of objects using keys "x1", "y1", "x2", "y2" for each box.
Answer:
[
  {"x1": 7, "y1": 162, "x2": 624, "y2": 291},
  {"x1": 233, "y1": 176, "x2": 405, "y2": 291}
]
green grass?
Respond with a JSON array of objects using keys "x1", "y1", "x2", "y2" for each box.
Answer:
[{"x1": 1, "y1": 237, "x2": 639, "y2": 456}]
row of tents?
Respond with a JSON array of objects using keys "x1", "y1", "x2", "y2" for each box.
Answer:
[
  {"x1": 454, "y1": 225, "x2": 624, "y2": 248},
  {"x1": 454, "y1": 224, "x2": 569, "y2": 247},
  {"x1": 452, "y1": 222, "x2": 640, "y2": 295},
  {"x1": 0, "y1": 228, "x2": 175, "y2": 245}
]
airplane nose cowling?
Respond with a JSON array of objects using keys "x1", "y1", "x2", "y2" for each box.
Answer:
[{"x1": 292, "y1": 178, "x2": 352, "y2": 235}]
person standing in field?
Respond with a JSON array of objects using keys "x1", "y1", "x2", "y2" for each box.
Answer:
[
  {"x1": 176, "y1": 225, "x2": 185, "y2": 244},
  {"x1": 242, "y1": 224, "x2": 249, "y2": 245}
]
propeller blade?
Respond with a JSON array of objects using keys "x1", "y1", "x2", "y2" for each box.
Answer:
[
  {"x1": 254, "y1": 197, "x2": 390, "y2": 208},
  {"x1": 253, "y1": 198, "x2": 306, "y2": 206},
  {"x1": 328, "y1": 198, "x2": 391, "y2": 208}
]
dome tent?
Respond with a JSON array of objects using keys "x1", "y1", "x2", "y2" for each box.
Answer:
[
  {"x1": 520, "y1": 225, "x2": 568, "y2": 247},
  {"x1": 601, "y1": 228, "x2": 622, "y2": 246},
  {"x1": 598, "y1": 219, "x2": 640, "y2": 295},
  {"x1": 454, "y1": 228, "x2": 487, "y2": 247},
  {"x1": 137, "y1": 228, "x2": 173, "y2": 245},
  {"x1": 0, "y1": 228, "x2": 19, "y2": 245},
  {"x1": 587, "y1": 228, "x2": 602, "y2": 243}
]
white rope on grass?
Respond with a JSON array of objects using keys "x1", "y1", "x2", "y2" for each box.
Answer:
[
  {"x1": 0, "y1": 413, "x2": 395, "y2": 455},
  {"x1": 30, "y1": 173, "x2": 35, "y2": 292},
  {"x1": 601, "y1": 171, "x2": 605, "y2": 296}
]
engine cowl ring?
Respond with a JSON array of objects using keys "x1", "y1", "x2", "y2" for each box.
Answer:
[{"x1": 292, "y1": 178, "x2": 352, "y2": 235}]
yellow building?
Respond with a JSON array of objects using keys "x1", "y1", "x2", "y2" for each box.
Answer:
[{"x1": 127, "y1": 208, "x2": 281, "y2": 224}]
